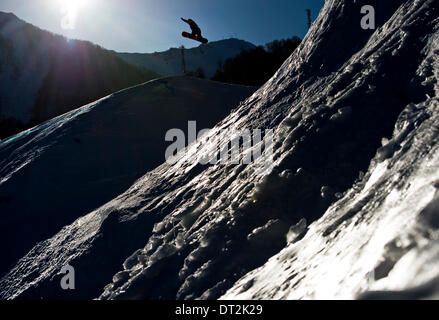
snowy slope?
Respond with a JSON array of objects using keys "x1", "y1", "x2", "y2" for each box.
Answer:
[
  {"x1": 224, "y1": 98, "x2": 439, "y2": 300},
  {"x1": 1, "y1": 0, "x2": 438, "y2": 300},
  {"x1": 224, "y1": 0, "x2": 439, "y2": 300},
  {"x1": 117, "y1": 38, "x2": 256, "y2": 78},
  {"x1": 0, "y1": 76, "x2": 255, "y2": 281}
]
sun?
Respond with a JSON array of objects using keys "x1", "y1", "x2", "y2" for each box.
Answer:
[{"x1": 57, "y1": 0, "x2": 88, "y2": 30}]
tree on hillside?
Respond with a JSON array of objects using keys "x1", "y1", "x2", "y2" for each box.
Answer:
[{"x1": 212, "y1": 36, "x2": 301, "y2": 86}]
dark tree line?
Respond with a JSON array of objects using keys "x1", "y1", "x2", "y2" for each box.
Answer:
[{"x1": 212, "y1": 36, "x2": 302, "y2": 86}]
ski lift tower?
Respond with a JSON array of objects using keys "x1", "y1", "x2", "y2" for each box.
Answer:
[
  {"x1": 180, "y1": 45, "x2": 186, "y2": 74},
  {"x1": 306, "y1": 9, "x2": 312, "y2": 29}
]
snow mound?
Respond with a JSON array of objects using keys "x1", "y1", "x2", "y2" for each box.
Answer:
[
  {"x1": 1, "y1": 0, "x2": 438, "y2": 300},
  {"x1": 0, "y1": 76, "x2": 255, "y2": 281},
  {"x1": 224, "y1": 96, "x2": 439, "y2": 299}
]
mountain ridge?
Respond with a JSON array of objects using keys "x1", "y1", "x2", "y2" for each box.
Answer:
[{"x1": 116, "y1": 38, "x2": 256, "y2": 78}]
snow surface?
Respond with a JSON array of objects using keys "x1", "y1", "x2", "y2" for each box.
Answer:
[
  {"x1": 1, "y1": 0, "x2": 438, "y2": 300},
  {"x1": 117, "y1": 39, "x2": 256, "y2": 78},
  {"x1": 0, "y1": 76, "x2": 255, "y2": 283}
]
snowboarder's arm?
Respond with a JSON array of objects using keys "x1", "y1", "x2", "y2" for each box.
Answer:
[{"x1": 181, "y1": 17, "x2": 189, "y2": 23}]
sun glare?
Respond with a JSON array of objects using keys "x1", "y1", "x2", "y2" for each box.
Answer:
[
  {"x1": 56, "y1": 0, "x2": 87, "y2": 9},
  {"x1": 57, "y1": 0, "x2": 88, "y2": 30},
  {"x1": 58, "y1": 0, "x2": 87, "y2": 12}
]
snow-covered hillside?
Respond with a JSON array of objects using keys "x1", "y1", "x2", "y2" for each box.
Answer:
[
  {"x1": 117, "y1": 39, "x2": 256, "y2": 78},
  {"x1": 0, "y1": 76, "x2": 255, "y2": 284},
  {"x1": 0, "y1": 12, "x2": 158, "y2": 139},
  {"x1": 1, "y1": 0, "x2": 438, "y2": 300}
]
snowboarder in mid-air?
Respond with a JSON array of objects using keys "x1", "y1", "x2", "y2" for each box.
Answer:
[
  {"x1": 181, "y1": 18, "x2": 208, "y2": 44},
  {"x1": 181, "y1": 18, "x2": 202, "y2": 38}
]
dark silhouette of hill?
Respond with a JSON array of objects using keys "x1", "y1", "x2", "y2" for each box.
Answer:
[{"x1": 0, "y1": 12, "x2": 159, "y2": 139}]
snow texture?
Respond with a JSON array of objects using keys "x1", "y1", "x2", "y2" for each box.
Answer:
[
  {"x1": 0, "y1": 77, "x2": 255, "y2": 283},
  {"x1": 1, "y1": 0, "x2": 438, "y2": 300}
]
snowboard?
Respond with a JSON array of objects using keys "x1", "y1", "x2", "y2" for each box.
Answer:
[{"x1": 182, "y1": 32, "x2": 208, "y2": 44}]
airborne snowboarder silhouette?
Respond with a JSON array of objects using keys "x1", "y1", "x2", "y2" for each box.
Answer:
[{"x1": 181, "y1": 18, "x2": 208, "y2": 44}]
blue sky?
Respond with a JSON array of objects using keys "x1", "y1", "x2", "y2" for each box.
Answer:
[{"x1": 0, "y1": 0, "x2": 324, "y2": 52}]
